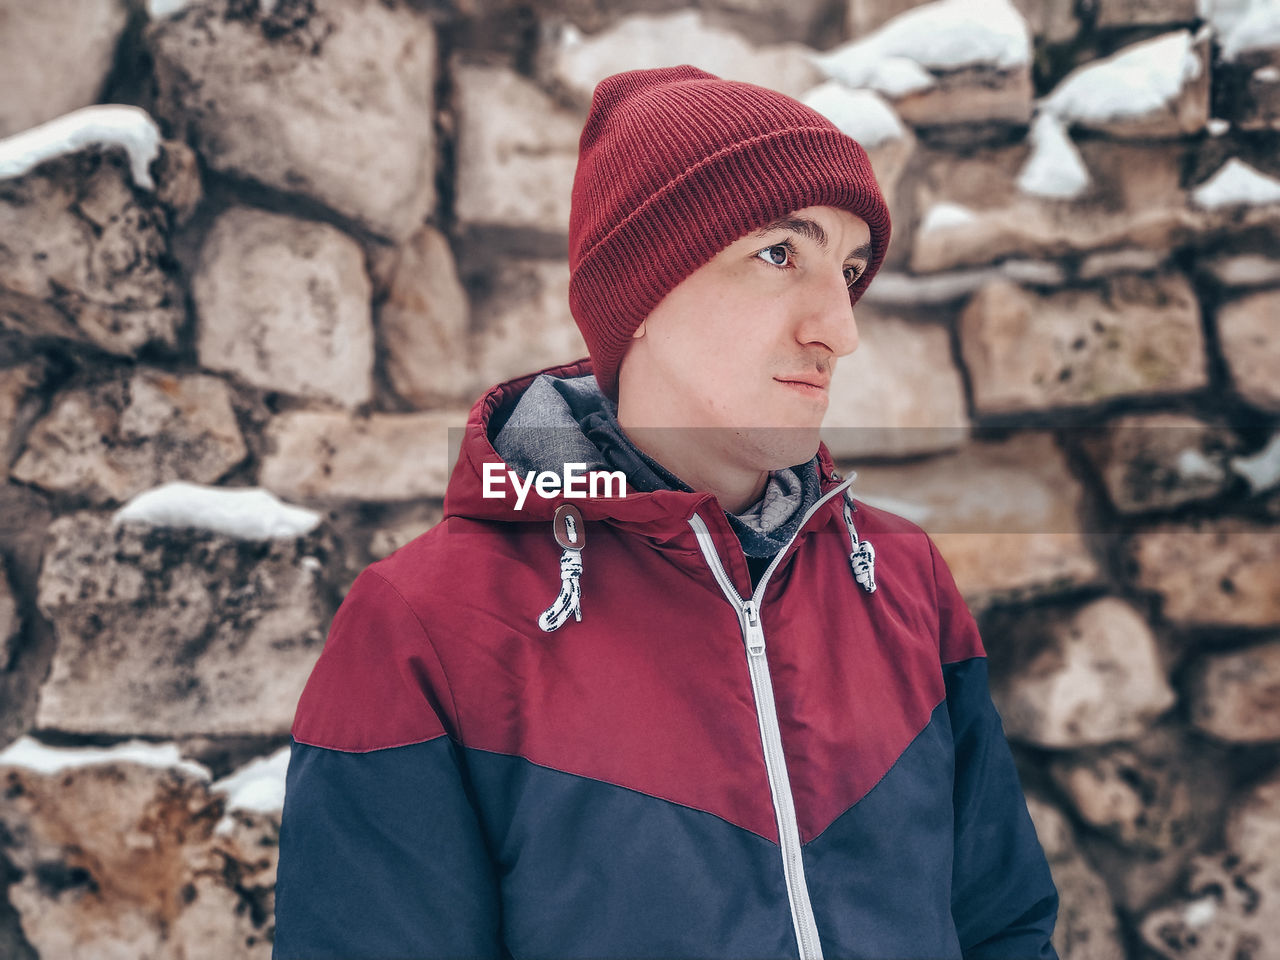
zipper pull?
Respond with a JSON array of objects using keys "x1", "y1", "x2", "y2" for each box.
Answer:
[{"x1": 742, "y1": 600, "x2": 766, "y2": 657}]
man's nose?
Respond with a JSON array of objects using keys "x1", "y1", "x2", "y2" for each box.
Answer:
[{"x1": 799, "y1": 268, "x2": 859, "y2": 358}]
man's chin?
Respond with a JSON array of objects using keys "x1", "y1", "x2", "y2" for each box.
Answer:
[{"x1": 735, "y1": 425, "x2": 822, "y2": 471}]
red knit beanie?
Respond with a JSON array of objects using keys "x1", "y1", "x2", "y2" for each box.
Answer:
[{"x1": 568, "y1": 65, "x2": 892, "y2": 398}]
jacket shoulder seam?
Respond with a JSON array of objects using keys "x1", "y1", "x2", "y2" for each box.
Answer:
[{"x1": 291, "y1": 731, "x2": 449, "y2": 754}]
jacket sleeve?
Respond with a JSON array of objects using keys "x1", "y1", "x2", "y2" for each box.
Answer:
[
  {"x1": 273, "y1": 568, "x2": 502, "y2": 960},
  {"x1": 930, "y1": 539, "x2": 1060, "y2": 960}
]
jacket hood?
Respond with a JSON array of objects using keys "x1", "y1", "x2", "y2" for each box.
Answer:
[{"x1": 441, "y1": 358, "x2": 845, "y2": 543}]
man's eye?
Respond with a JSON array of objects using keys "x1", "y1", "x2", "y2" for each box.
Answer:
[
  {"x1": 844, "y1": 265, "x2": 863, "y2": 288},
  {"x1": 756, "y1": 244, "x2": 791, "y2": 267}
]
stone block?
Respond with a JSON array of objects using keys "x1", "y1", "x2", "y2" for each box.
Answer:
[
  {"x1": 149, "y1": 0, "x2": 436, "y2": 242},
  {"x1": 454, "y1": 63, "x2": 582, "y2": 234},
  {"x1": 470, "y1": 259, "x2": 588, "y2": 391},
  {"x1": 844, "y1": 432, "x2": 1100, "y2": 607},
  {"x1": 194, "y1": 207, "x2": 374, "y2": 408},
  {"x1": 11, "y1": 370, "x2": 247, "y2": 504},
  {"x1": 1079, "y1": 412, "x2": 1237, "y2": 513},
  {"x1": 0, "y1": 0, "x2": 129, "y2": 137},
  {"x1": 1139, "y1": 771, "x2": 1280, "y2": 960},
  {"x1": 1024, "y1": 797, "x2": 1126, "y2": 960},
  {"x1": 1218, "y1": 289, "x2": 1280, "y2": 412},
  {"x1": 378, "y1": 225, "x2": 474, "y2": 408},
  {"x1": 1048, "y1": 728, "x2": 1228, "y2": 855},
  {"x1": 1190, "y1": 640, "x2": 1280, "y2": 742},
  {"x1": 910, "y1": 139, "x2": 1196, "y2": 273},
  {"x1": 0, "y1": 738, "x2": 273, "y2": 959},
  {"x1": 822, "y1": 309, "x2": 969, "y2": 459},
  {"x1": 260, "y1": 409, "x2": 464, "y2": 502},
  {"x1": 988, "y1": 597, "x2": 1175, "y2": 748},
  {"x1": 0, "y1": 139, "x2": 185, "y2": 356},
  {"x1": 959, "y1": 274, "x2": 1207, "y2": 415},
  {"x1": 1095, "y1": 0, "x2": 1198, "y2": 29},
  {"x1": 1131, "y1": 518, "x2": 1280, "y2": 627},
  {"x1": 35, "y1": 511, "x2": 331, "y2": 737}
]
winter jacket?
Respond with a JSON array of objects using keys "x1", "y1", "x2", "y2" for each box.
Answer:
[{"x1": 274, "y1": 358, "x2": 1059, "y2": 960}]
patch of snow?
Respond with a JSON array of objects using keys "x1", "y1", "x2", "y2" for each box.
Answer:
[
  {"x1": 1001, "y1": 260, "x2": 1066, "y2": 285},
  {"x1": 1221, "y1": 0, "x2": 1280, "y2": 60},
  {"x1": 0, "y1": 105, "x2": 161, "y2": 190},
  {"x1": 1184, "y1": 896, "x2": 1217, "y2": 928},
  {"x1": 213, "y1": 747, "x2": 291, "y2": 819},
  {"x1": 1191, "y1": 158, "x2": 1280, "y2": 208},
  {"x1": 0, "y1": 736, "x2": 211, "y2": 779},
  {"x1": 862, "y1": 268, "x2": 1000, "y2": 305},
  {"x1": 114, "y1": 482, "x2": 322, "y2": 540},
  {"x1": 1256, "y1": 66, "x2": 1280, "y2": 82},
  {"x1": 1044, "y1": 31, "x2": 1201, "y2": 124},
  {"x1": 147, "y1": 0, "x2": 192, "y2": 17},
  {"x1": 1204, "y1": 253, "x2": 1280, "y2": 286},
  {"x1": 1175, "y1": 448, "x2": 1223, "y2": 482},
  {"x1": 864, "y1": 58, "x2": 937, "y2": 98},
  {"x1": 1199, "y1": 0, "x2": 1258, "y2": 41},
  {"x1": 1232, "y1": 432, "x2": 1280, "y2": 493},
  {"x1": 1017, "y1": 113, "x2": 1090, "y2": 200},
  {"x1": 919, "y1": 202, "x2": 978, "y2": 234},
  {"x1": 801, "y1": 83, "x2": 906, "y2": 148},
  {"x1": 1207, "y1": 118, "x2": 1231, "y2": 136},
  {"x1": 813, "y1": 0, "x2": 1030, "y2": 95},
  {"x1": 1080, "y1": 248, "x2": 1164, "y2": 278}
]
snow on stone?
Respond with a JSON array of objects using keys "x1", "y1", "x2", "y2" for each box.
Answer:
[
  {"x1": 214, "y1": 747, "x2": 291, "y2": 816},
  {"x1": 114, "y1": 481, "x2": 322, "y2": 540},
  {"x1": 1207, "y1": 118, "x2": 1231, "y2": 136},
  {"x1": 1221, "y1": 0, "x2": 1280, "y2": 61},
  {"x1": 1183, "y1": 896, "x2": 1217, "y2": 928},
  {"x1": 1001, "y1": 260, "x2": 1067, "y2": 285},
  {"x1": 147, "y1": 0, "x2": 192, "y2": 17},
  {"x1": 0, "y1": 105, "x2": 161, "y2": 189},
  {"x1": 801, "y1": 83, "x2": 906, "y2": 148},
  {"x1": 919, "y1": 202, "x2": 978, "y2": 234},
  {"x1": 1017, "y1": 113, "x2": 1089, "y2": 200},
  {"x1": 212, "y1": 747, "x2": 291, "y2": 834},
  {"x1": 1044, "y1": 31, "x2": 1201, "y2": 124},
  {"x1": 1199, "y1": 0, "x2": 1260, "y2": 41},
  {"x1": 1232, "y1": 432, "x2": 1280, "y2": 493},
  {"x1": 1175, "y1": 449, "x2": 1223, "y2": 482},
  {"x1": 1191, "y1": 158, "x2": 1280, "y2": 208},
  {"x1": 813, "y1": 0, "x2": 1030, "y2": 95},
  {"x1": 1257, "y1": 66, "x2": 1280, "y2": 82},
  {"x1": 1205, "y1": 253, "x2": 1280, "y2": 286},
  {"x1": 0, "y1": 735, "x2": 211, "y2": 779}
]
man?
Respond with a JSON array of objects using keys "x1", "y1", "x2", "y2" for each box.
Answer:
[{"x1": 274, "y1": 65, "x2": 1059, "y2": 959}]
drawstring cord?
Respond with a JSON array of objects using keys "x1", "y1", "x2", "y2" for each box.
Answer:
[
  {"x1": 539, "y1": 506, "x2": 585, "y2": 632},
  {"x1": 843, "y1": 491, "x2": 877, "y2": 594}
]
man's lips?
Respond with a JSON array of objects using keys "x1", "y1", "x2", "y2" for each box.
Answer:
[{"x1": 774, "y1": 375, "x2": 830, "y2": 391}]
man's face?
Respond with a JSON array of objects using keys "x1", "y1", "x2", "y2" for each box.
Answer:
[{"x1": 618, "y1": 204, "x2": 872, "y2": 471}]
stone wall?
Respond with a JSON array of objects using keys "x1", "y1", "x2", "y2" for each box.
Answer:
[{"x1": 1, "y1": 0, "x2": 1278, "y2": 956}]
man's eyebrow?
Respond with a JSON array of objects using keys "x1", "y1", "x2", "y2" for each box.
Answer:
[{"x1": 752, "y1": 217, "x2": 872, "y2": 261}]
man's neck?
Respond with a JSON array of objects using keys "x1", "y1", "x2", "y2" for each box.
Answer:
[{"x1": 614, "y1": 423, "x2": 768, "y2": 513}]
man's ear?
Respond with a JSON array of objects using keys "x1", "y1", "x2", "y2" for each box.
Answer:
[{"x1": 631, "y1": 320, "x2": 647, "y2": 339}]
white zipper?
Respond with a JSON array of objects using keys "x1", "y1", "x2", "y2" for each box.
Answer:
[{"x1": 687, "y1": 477, "x2": 854, "y2": 960}]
